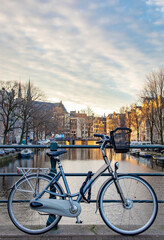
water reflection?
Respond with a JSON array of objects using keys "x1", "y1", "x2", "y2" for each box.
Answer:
[{"x1": 1, "y1": 148, "x2": 164, "y2": 174}]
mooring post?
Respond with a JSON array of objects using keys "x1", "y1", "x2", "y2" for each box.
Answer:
[
  {"x1": 47, "y1": 141, "x2": 58, "y2": 227},
  {"x1": 49, "y1": 141, "x2": 58, "y2": 174}
]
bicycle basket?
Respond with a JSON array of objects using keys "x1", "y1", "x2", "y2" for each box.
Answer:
[{"x1": 110, "y1": 128, "x2": 132, "y2": 153}]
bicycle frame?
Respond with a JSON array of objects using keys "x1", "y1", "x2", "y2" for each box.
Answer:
[
  {"x1": 34, "y1": 140, "x2": 117, "y2": 204},
  {"x1": 16, "y1": 138, "x2": 128, "y2": 209},
  {"x1": 35, "y1": 158, "x2": 110, "y2": 202}
]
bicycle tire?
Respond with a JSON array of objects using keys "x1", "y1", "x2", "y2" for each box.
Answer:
[
  {"x1": 99, "y1": 175, "x2": 158, "y2": 235},
  {"x1": 8, "y1": 174, "x2": 64, "y2": 235}
]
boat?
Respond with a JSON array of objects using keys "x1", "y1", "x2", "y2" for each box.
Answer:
[
  {"x1": 153, "y1": 155, "x2": 164, "y2": 166},
  {"x1": 38, "y1": 139, "x2": 50, "y2": 145},
  {"x1": 4, "y1": 149, "x2": 10, "y2": 154},
  {"x1": 130, "y1": 141, "x2": 152, "y2": 157},
  {"x1": 20, "y1": 149, "x2": 34, "y2": 158},
  {"x1": 4, "y1": 148, "x2": 16, "y2": 154},
  {"x1": 0, "y1": 150, "x2": 5, "y2": 156},
  {"x1": 139, "y1": 151, "x2": 152, "y2": 158},
  {"x1": 130, "y1": 149, "x2": 141, "y2": 156}
]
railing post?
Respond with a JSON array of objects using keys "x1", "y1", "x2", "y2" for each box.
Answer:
[
  {"x1": 50, "y1": 141, "x2": 58, "y2": 174},
  {"x1": 47, "y1": 141, "x2": 58, "y2": 227},
  {"x1": 50, "y1": 141, "x2": 58, "y2": 151}
]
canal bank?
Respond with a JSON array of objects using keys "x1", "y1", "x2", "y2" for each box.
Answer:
[{"x1": 0, "y1": 152, "x2": 19, "y2": 167}]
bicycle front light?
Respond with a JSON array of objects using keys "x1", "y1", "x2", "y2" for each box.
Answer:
[{"x1": 115, "y1": 162, "x2": 119, "y2": 171}]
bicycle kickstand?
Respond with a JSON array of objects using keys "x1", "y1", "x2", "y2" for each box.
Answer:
[{"x1": 76, "y1": 216, "x2": 83, "y2": 224}]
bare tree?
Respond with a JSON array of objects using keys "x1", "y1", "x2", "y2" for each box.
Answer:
[
  {"x1": 119, "y1": 106, "x2": 129, "y2": 127},
  {"x1": 124, "y1": 106, "x2": 132, "y2": 129},
  {"x1": 0, "y1": 81, "x2": 20, "y2": 144},
  {"x1": 16, "y1": 81, "x2": 44, "y2": 144},
  {"x1": 33, "y1": 107, "x2": 53, "y2": 141},
  {"x1": 130, "y1": 104, "x2": 143, "y2": 141},
  {"x1": 111, "y1": 112, "x2": 120, "y2": 130},
  {"x1": 143, "y1": 68, "x2": 164, "y2": 143},
  {"x1": 141, "y1": 98, "x2": 155, "y2": 143},
  {"x1": 32, "y1": 102, "x2": 64, "y2": 142}
]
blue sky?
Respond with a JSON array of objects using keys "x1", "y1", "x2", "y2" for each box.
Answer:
[{"x1": 0, "y1": 0, "x2": 164, "y2": 115}]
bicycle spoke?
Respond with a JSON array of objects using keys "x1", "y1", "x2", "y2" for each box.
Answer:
[
  {"x1": 99, "y1": 175, "x2": 158, "y2": 235},
  {"x1": 8, "y1": 174, "x2": 62, "y2": 234}
]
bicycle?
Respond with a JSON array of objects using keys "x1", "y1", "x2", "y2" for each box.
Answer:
[{"x1": 8, "y1": 127, "x2": 158, "y2": 236}]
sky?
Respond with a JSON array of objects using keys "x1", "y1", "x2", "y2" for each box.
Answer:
[{"x1": 0, "y1": 0, "x2": 164, "y2": 116}]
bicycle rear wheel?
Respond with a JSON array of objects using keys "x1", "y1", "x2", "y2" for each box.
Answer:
[
  {"x1": 99, "y1": 175, "x2": 158, "y2": 235},
  {"x1": 8, "y1": 174, "x2": 63, "y2": 235}
]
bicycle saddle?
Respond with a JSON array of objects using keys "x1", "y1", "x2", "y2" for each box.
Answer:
[{"x1": 47, "y1": 150, "x2": 67, "y2": 157}]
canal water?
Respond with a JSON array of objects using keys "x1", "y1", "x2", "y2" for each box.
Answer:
[{"x1": 0, "y1": 148, "x2": 164, "y2": 225}]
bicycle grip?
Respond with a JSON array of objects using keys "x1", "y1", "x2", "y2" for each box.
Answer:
[
  {"x1": 94, "y1": 134, "x2": 104, "y2": 138},
  {"x1": 96, "y1": 140, "x2": 103, "y2": 144}
]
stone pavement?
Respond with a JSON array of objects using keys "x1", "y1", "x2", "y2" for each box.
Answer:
[{"x1": 0, "y1": 224, "x2": 164, "y2": 240}]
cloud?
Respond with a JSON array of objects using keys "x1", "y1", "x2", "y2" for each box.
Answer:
[
  {"x1": 0, "y1": 0, "x2": 164, "y2": 115},
  {"x1": 146, "y1": 0, "x2": 164, "y2": 8}
]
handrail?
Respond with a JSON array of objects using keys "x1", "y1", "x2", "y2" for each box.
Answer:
[
  {"x1": 0, "y1": 143, "x2": 164, "y2": 149},
  {"x1": 1, "y1": 172, "x2": 164, "y2": 177},
  {"x1": 0, "y1": 145, "x2": 48, "y2": 149}
]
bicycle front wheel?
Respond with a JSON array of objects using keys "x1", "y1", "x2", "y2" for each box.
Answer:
[
  {"x1": 8, "y1": 174, "x2": 63, "y2": 235},
  {"x1": 99, "y1": 175, "x2": 158, "y2": 235}
]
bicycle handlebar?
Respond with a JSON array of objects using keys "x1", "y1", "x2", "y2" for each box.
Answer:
[
  {"x1": 94, "y1": 134, "x2": 105, "y2": 138},
  {"x1": 94, "y1": 133, "x2": 111, "y2": 147}
]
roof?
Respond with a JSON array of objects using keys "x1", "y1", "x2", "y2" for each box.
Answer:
[{"x1": 34, "y1": 101, "x2": 67, "y2": 113}]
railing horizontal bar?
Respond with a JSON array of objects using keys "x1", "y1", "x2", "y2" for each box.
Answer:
[
  {"x1": 1, "y1": 199, "x2": 164, "y2": 203},
  {"x1": 0, "y1": 144, "x2": 164, "y2": 149},
  {"x1": 58, "y1": 144, "x2": 164, "y2": 149},
  {"x1": 0, "y1": 145, "x2": 102, "y2": 149},
  {"x1": 130, "y1": 144, "x2": 164, "y2": 149},
  {"x1": 1, "y1": 173, "x2": 164, "y2": 177},
  {"x1": 59, "y1": 145, "x2": 102, "y2": 149},
  {"x1": 0, "y1": 145, "x2": 48, "y2": 149}
]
